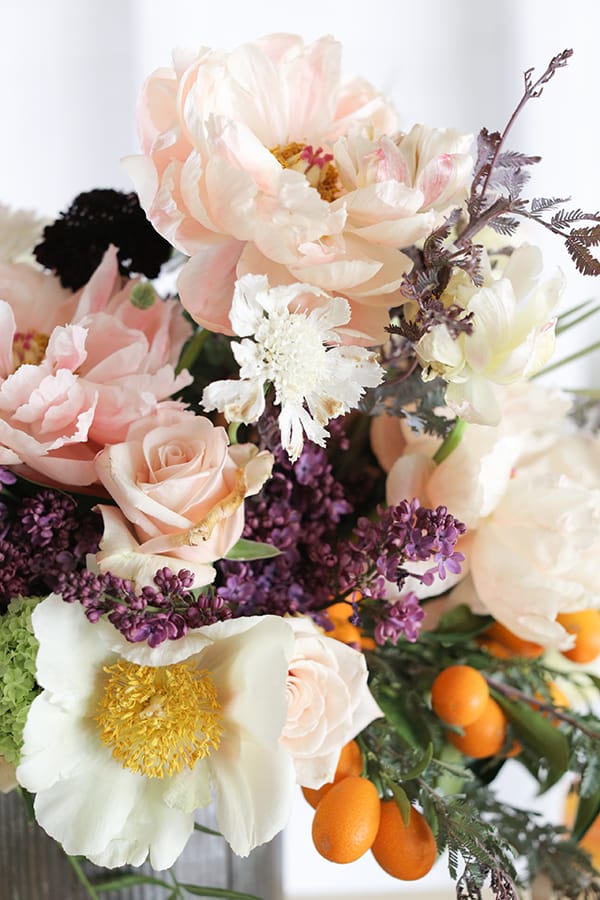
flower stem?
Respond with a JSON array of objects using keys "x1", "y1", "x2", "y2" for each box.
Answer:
[
  {"x1": 176, "y1": 327, "x2": 209, "y2": 374},
  {"x1": 485, "y1": 677, "x2": 600, "y2": 739},
  {"x1": 66, "y1": 856, "x2": 100, "y2": 900},
  {"x1": 433, "y1": 418, "x2": 466, "y2": 465}
]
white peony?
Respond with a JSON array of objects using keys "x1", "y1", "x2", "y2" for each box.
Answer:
[
  {"x1": 17, "y1": 596, "x2": 296, "y2": 867},
  {"x1": 415, "y1": 245, "x2": 564, "y2": 425},
  {"x1": 384, "y1": 383, "x2": 600, "y2": 648}
]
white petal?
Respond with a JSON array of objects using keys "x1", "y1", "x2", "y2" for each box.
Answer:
[
  {"x1": 31, "y1": 756, "x2": 142, "y2": 861},
  {"x1": 211, "y1": 737, "x2": 295, "y2": 856},
  {"x1": 30, "y1": 595, "x2": 111, "y2": 703}
]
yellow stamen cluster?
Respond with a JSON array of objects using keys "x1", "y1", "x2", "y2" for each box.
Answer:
[
  {"x1": 95, "y1": 660, "x2": 223, "y2": 779},
  {"x1": 271, "y1": 142, "x2": 341, "y2": 202},
  {"x1": 12, "y1": 330, "x2": 49, "y2": 370}
]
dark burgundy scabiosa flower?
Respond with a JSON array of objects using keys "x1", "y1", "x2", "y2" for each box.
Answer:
[
  {"x1": 34, "y1": 189, "x2": 173, "y2": 290},
  {"x1": 56, "y1": 566, "x2": 233, "y2": 647}
]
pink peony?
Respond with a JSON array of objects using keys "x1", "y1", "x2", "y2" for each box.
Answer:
[
  {"x1": 280, "y1": 616, "x2": 382, "y2": 789},
  {"x1": 0, "y1": 247, "x2": 192, "y2": 485},
  {"x1": 124, "y1": 33, "x2": 410, "y2": 342},
  {"x1": 332, "y1": 124, "x2": 473, "y2": 248},
  {"x1": 94, "y1": 407, "x2": 273, "y2": 588}
]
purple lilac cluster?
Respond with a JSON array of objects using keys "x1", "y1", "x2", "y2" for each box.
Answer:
[
  {"x1": 339, "y1": 498, "x2": 466, "y2": 593},
  {"x1": 339, "y1": 498, "x2": 466, "y2": 645},
  {"x1": 373, "y1": 592, "x2": 425, "y2": 646},
  {"x1": 57, "y1": 566, "x2": 233, "y2": 647},
  {"x1": 0, "y1": 485, "x2": 102, "y2": 612},
  {"x1": 217, "y1": 434, "x2": 352, "y2": 623}
]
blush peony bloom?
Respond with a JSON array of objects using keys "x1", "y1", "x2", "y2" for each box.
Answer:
[
  {"x1": 332, "y1": 124, "x2": 473, "y2": 248},
  {"x1": 383, "y1": 384, "x2": 600, "y2": 648},
  {"x1": 280, "y1": 616, "x2": 382, "y2": 789},
  {"x1": 17, "y1": 595, "x2": 296, "y2": 866},
  {"x1": 124, "y1": 33, "x2": 412, "y2": 340},
  {"x1": 0, "y1": 247, "x2": 192, "y2": 485},
  {"x1": 201, "y1": 274, "x2": 383, "y2": 461},
  {"x1": 415, "y1": 245, "x2": 564, "y2": 424},
  {"x1": 94, "y1": 408, "x2": 273, "y2": 588}
]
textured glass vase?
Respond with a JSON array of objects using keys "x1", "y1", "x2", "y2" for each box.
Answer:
[{"x1": 0, "y1": 789, "x2": 281, "y2": 900}]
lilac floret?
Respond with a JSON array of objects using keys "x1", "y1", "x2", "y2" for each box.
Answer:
[
  {"x1": 373, "y1": 592, "x2": 425, "y2": 646},
  {"x1": 56, "y1": 566, "x2": 233, "y2": 646}
]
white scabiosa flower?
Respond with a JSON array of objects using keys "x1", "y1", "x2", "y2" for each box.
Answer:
[
  {"x1": 202, "y1": 274, "x2": 384, "y2": 461},
  {"x1": 16, "y1": 595, "x2": 296, "y2": 868},
  {"x1": 415, "y1": 244, "x2": 564, "y2": 425}
]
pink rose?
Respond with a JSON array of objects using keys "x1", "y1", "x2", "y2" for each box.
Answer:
[
  {"x1": 94, "y1": 408, "x2": 273, "y2": 588},
  {"x1": 280, "y1": 616, "x2": 382, "y2": 789},
  {"x1": 0, "y1": 247, "x2": 192, "y2": 485}
]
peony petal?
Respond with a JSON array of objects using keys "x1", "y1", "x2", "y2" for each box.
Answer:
[
  {"x1": 177, "y1": 242, "x2": 244, "y2": 333},
  {"x1": 211, "y1": 737, "x2": 295, "y2": 857}
]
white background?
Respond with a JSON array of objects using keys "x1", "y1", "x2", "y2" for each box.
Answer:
[{"x1": 1, "y1": 2, "x2": 599, "y2": 897}]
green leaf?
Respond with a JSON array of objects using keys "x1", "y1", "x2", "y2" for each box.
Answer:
[
  {"x1": 181, "y1": 886, "x2": 263, "y2": 900},
  {"x1": 389, "y1": 782, "x2": 412, "y2": 827},
  {"x1": 193, "y1": 822, "x2": 223, "y2": 837},
  {"x1": 493, "y1": 692, "x2": 569, "y2": 790},
  {"x1": 130, "y1": 282, "x2": 156, "y2": 309},
  {"x1": 400, "y1": 742, "x2": 434, "y2": 780},
  {"x1": 224, "y1": 538, "x2": 281, "y2": 561},
  {"x1": 432, "y1": 418, "x2": 466, "y2": 464},
  {"x1": 572, "y1": 783, "x2": 600, "y2": 842},
  {"x1": 93, "y1": 873, "x2": 173, "y2": 891},
  {"x1": 430, "y1": 605, "x2": 491, "y2": 642},
  {"x1": 375, "y1": 690, "x2": 418, "y2": 745},
  {"x1": 583, "y1": 671, "x2": 600, "y2": 693}
]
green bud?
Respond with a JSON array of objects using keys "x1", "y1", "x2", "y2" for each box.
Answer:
[{"x1": 130, "y1": 282, "x2": 156, "y2": 310}]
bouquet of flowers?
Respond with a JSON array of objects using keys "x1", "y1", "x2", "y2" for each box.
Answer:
[{"x1": 1, "y1": 33, "x2": 599, "y2": 900}]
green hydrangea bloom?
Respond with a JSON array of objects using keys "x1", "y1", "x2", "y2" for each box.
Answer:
[{"x1": 0, "y1": 596, "x2": 42, "y2": 765}]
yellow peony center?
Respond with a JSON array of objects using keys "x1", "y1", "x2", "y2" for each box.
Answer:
[
  {"x1": 271, "y1": 142, "x2": 341, "y2": 202},
  {"x1": 95, "y1": 660, "x2": 223, "y2": 779},
  {"x1": 12, "y1": 330, "x2": 49, "y2": 370}
]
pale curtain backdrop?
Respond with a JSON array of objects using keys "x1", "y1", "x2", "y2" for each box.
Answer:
[{"x1": 1, "y1": 1, "x2": 599, "y2": 897}]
